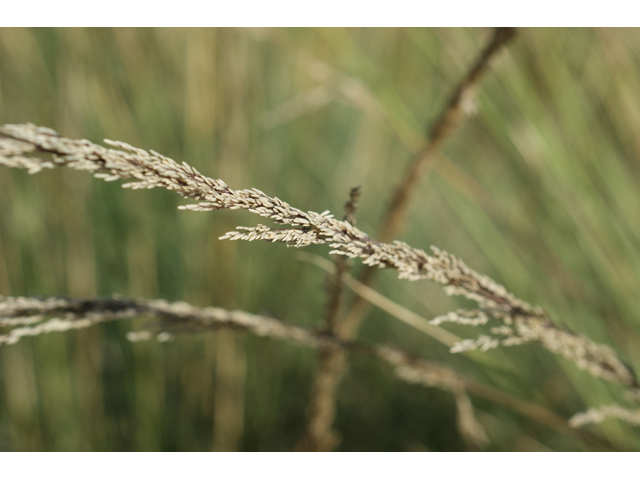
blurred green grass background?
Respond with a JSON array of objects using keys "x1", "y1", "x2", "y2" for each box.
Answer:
[{"x1": 1, "y1": 27, "x2": 640, "y2": 451}]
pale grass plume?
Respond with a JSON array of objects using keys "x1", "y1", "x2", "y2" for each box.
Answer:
[
  {"x1": 0, "y1": 123, "x2": 550, "y2": 294},
  {"x1": 0, "y1": 295, "x2": 333, "y2": 350},
  {"x1": 1, "y1": 123, "x2": 639, "y2": 431},
  {"x1": 0, "y1": 293, "x2": 487, "y2": 448},
  {"x1": 0, "y1": 295, "x2": 140, "y2": 346},
  {"x1": 429, "y1": 309, "x2": 489, "y2": 327},
  {"x1": 437, "y1": 309, "x2": 638, "y2": 390},
  {"x1": 569, "y1": 404, "x2": 640, "y2": 428}
]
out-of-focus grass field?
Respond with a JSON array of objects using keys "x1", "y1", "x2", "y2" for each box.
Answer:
[{"x1": 1, "y1": 28, "x2": 640, "y2": 451}]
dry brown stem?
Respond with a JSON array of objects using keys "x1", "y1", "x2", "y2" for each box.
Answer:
[
  {"x1": 297, "y1": 187, "x2": 361, "y2": 452},
  {"x1": 342, "y1": 27, "x2": 518, "y2": 340},
  {"x1": 378, "y1": 27, "x2": 517, "y2": 244},
  {"x1": 324, "y1": 187, "x2": 361, "y2": 332},
  {"x1": 295, "y1": 346, "x2": 345, "y2": 451}
]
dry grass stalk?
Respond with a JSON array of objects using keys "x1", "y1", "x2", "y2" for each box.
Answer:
[
  {"x1": 297, "y1": 251, "x2": 460, "y2": 346},
  {"x1": 342, "y1": 27, "x2": 518, "y2": 341},
  {"x1": 454, "y1": 389, "x2": 490, "y2": 450},
  {"x1": 378, "y1": 27, "x2": 517, "y2": 244},
  {"x1": 0, "y1": 294, "x2": 613, "y2": 450},
  {"x1": 295, "y1": 347, "x2": 344, "y2": 451},
  {"x1": 297, "y1": 187, "x2": 360, "y2": 452},
  {"x1": 1, "y1": 123, "x2": 638, "y2": 432},
  {"x1": 323, "y1": 187, "x2": 361, "y2": 332}
]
